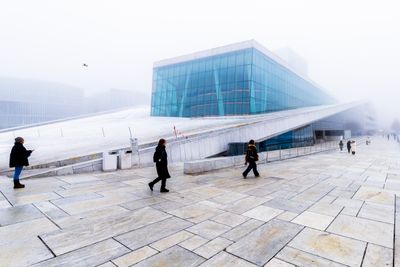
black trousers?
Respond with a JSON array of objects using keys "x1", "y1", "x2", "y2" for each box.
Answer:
[
  {"x1": 243, "y1": 161, "x2": 259, "y2": 177},
  {"x1": 347, "y1": 147, "x2": 351, "y2": 153},
  {"x1": 150, "y1": 176, "x2": 166, "y2": 189}
]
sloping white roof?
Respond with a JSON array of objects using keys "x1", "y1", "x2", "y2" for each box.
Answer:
[{"x1": 0, "y1": 103, "x2": 361, "y2": 170}]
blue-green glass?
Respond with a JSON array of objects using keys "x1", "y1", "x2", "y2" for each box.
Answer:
[{"x1": 151, "y1": 47, "x2": 334, "y2": 117}]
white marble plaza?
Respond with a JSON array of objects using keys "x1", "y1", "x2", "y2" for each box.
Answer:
[{"x1": 0, "y1": 137, "x2": 399, "y2": 266}]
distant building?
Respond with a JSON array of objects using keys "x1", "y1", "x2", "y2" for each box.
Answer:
[
  {"x1": 0, "y1": 77, "x2": 84, "y2": 129},
  {"x1": 0, "y1": 77, "x2": 150, "y2": 129}
]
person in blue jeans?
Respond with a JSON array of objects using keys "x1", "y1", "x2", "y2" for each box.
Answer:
[{"x1": 9, "y1": 137, "x2": 33, "y2": 189}]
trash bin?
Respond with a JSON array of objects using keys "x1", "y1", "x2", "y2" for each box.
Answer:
[
  {"x1": 102, "y1": 151, "x2": 118, "y2": 171},
  {"x1": 118, "y1": 149, "x2": 133, "y2": 169}
]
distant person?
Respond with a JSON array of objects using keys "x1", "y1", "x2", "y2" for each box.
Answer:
[
  {"x1": 366, "y1": 137, "x2": 371, "y2": 145},
  {"x1": 346, "y1": 140, "x2": 352, "y2": 153},
  {"x1": 242, "y1": 139, "x2": 259, "y2": 178},
  {"x1": 339, "y1": 140, "x2": 344, "y2": 151},
  {"x1": 148, "y1": 138, "x2": 170, "y2": 193},
  {"x1": 351, "y1": 140, "x2": 356, "y2": 155},
  {"x1": 9, "y1": 137, "x2": 33, "y2": 189}
]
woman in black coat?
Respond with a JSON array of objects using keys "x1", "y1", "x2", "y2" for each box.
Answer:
[
  {"x1": 9, "y1": 137, "x2": 33, "y2": 189},
  {"x1": 148, "y1": 138, "x2": 170, "y2": 193}
]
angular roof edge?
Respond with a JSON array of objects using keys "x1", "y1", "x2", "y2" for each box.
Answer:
[{"x1": 153, "y1": 40, "x2": 332, "y2": 99}]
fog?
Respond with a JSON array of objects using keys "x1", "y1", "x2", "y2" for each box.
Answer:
[{"x1": 0, "y1": 0, "x2": 399, "y2": 127}]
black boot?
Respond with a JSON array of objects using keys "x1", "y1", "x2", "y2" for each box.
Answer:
[
  {"x1": 14, "y1": 181, "x2": 25, "y2": 189},
  {"x1": 160, "y1": 188, "x2": 169, "y2": 193},
  {"x1": 148, "y1": 182, "x2": 154, "y2": 191}
]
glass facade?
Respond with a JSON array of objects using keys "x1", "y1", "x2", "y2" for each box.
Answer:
[
  {"x1": 227, "y1": 125, "x2": 314, "y2": 155},
  {"x1": 259, "y1": 125, "x2": 314, "y2": 151},
  {"x1": 151, "y1": 46, "x2": 334, "y2": 117}
]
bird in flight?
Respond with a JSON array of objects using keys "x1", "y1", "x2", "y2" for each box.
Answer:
[{"x1": 82, "y1": 63, "x2": 88, "y2": 67}]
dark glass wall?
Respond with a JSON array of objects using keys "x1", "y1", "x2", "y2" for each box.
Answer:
[
  {"x1": 151, "y1": 48, "x2": 334, "y2": 117},
  {"x1": 227, "y1": 125, "x2": 314, "y2": 156},
  {"x1": 259, "y1": 125, "x2": 314, "y2": 151}
]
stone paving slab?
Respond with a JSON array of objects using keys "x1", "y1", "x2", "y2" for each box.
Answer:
[
  {"x1": 292, "y1": 211, "x2": 334, "y2": 231},
  {"x1": 179, "y1": 235, "x2": 210, "y2": 251},
  {"x1": 210, "y1": 211, "x2": 248, "y2": 227},
  {"x1": 223, "y1": 196, "x2": 269, "y2": 214},
  {"x1": 0, "y1": 204, "x2": 44, "y2": 226},
  {"x1": 221, "y1": 218, "x2": 264, "y2": 242},
  {"x1": 150, "y1": 230, "x2": 194, "y2": 251},
  {"x1": 133, "y1": 246, "x2": 205, "y2": 267},
  {"x1": 115, "y1": 216, "x2": 192, "y2": 251},
  {"x1": 357, "y1": 202, "x2": 394, "y2": 224},
  {"x1": 1, "y1": 236, "x2": 54, "y2": 267},
  {"x1": 0, "y1": 218, "x2": 58, "y2": 242},
  {"x1": 193, "y1": 237, "x2": 232, "y2": 259},
  {"x1": 263, "y1": 197, "x2": 313, "y2": 213},
  {"x1": 265, "y1": 258, "x2": 295, "y2": 266},
  {"x1": 243, "y1": 205, "x2": 284, "y2": 222},
  {"x1": 226, "y1": 219, "x2": 303, "y2": 266},
  {"x1": 32, "y1": 239, "x2": 129, "y2": 267},
  {"x1": 288, "y1": 228, "x2": 366, "y2": 267},
  {"x1": 186, "y1": 220, "x2": 231, "y2": 240},
  {"x1": 327, "y1": 214, "x2": 394, "y2": 248},
  {"x1": 41, "y1": 207, "x2": 171, "y2": 255},
  {"x1": 353, "y1": 186, "x2": 395, "y2": 205},
  {"x1": 34, "y1": 201, "x2": 69, "y2": 220},
  {"x1": 168, "y1": 203, "x2": 223, "y2": 223},
  {"x1": 198, "y1": 251, "x2": 258, "y2": 267},
  {"x1": 276, "y1": 246, "x2": 345, "y2": 266},
  {"x1": 111, "y1": 246, "x2": 158, "y2": 267},
  {"x1": 52, "y1": 205, "x2": 130, "y2": 229},
  {"x1": 1, "y1": 137, "x2": 399, "y2": 266},
  {"x1": 50, "y1": 192, "x2": 103, "y2": 206},
  {"x1": 363, "y1": 243, "x2": 392, "y2": 267}
]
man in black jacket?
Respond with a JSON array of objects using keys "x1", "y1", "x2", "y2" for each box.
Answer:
[
  {"x1": 9, "y1": 137, "x2": 33, "y2": 189},
  {"x1": 242, "y1": 139, "x2": 260, "y2": 178}
]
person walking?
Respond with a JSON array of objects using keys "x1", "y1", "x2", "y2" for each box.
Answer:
[
  {"x1": 9, "y1": 137, "x2": 33, "y2": 189},
  {"x1": 346, "y1": 140, "x2": 351, "y2": 153},
  {"x1": 148, "y1": 138, "x2": 170, "y2": 193},
  {"x1": 339, "y1": 140, "x2": 344, "y2": 151},
  {"x1": 242, "y1": 140, "x2": 260, "y2": 178},
  {"x1": 351, "y1": 140, "x2": 357, "y2": 155}
]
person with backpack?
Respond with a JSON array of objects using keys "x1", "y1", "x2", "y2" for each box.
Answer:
[
  {"x1": 242, "y1": 139, "x2": 260, "y2": 178},
  {"x1": 9, "y1": 137, "x2": 33, "y2": 189},
  {"x1": 148, "y1": 138, "x2": 170, "y2": 193}
]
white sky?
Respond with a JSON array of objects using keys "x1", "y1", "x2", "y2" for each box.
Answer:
[{"x1": 0, "y1": 0, "x2": 399, "y2": 126}]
